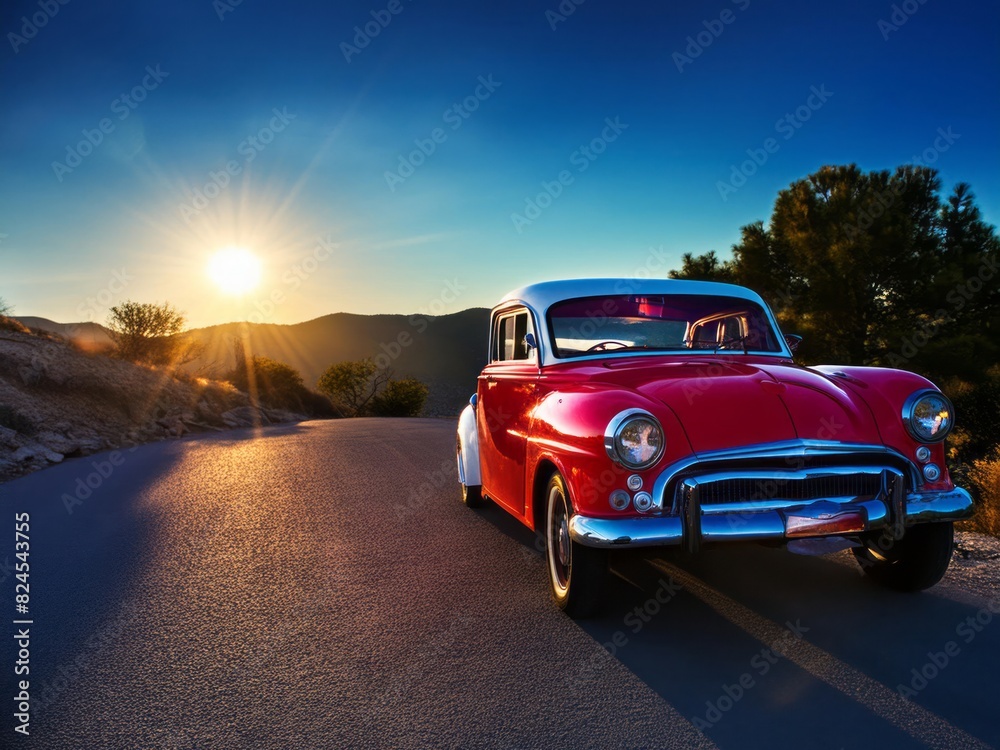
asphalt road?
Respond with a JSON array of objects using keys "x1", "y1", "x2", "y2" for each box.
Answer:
[{"x1": 1, "y1": 419, "x2": 998, "y2": 749}]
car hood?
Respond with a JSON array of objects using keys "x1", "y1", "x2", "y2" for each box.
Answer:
[{"x1": 594, "y1": 358, "x2": 883, "y2": 454}]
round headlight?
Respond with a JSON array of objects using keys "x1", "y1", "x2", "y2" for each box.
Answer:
[
  {"x1": 902, "y1": 390, "x2": 954, "y2": 443},
  {"x1": 604, "y1": 409, "x2": 665, "y2": 469}
]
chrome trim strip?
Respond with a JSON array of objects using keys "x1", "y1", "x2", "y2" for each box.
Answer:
[
  {"x1": 651, "y1": 440, "x2": 922, "y2": 508},
  {"x1": 569, "y1": 515, "x2": 684, "y2": 548},
  {"x1": 906, "y1": 486, "x2": 974, "y2": 523},
  {"x1": 568, "y1": 486, "x2": 973, "y2": 549},
  {"x1": 669, "y1": 465, "x2": 906, "y2": 514}
]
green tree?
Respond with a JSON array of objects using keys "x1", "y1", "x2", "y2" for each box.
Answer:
[
  {"x1": 0, "y1": 297, "x2": 11, "y2": 316},
  {"x1": 317, "y1": 359, "x2": 385, "y2": 416},
  {"x1": 249, "y1": 356, "x2": 306, "y2": 410},
  {"x1": 107, "y1": 301, "x2": 192, "y2": 365},
  {"x1": 371, "y1": 378, "x2": 428, "y2": 417},
  {"x1": 227, "y1": 346, "x2": 334, "y2": 417},
  {"x1": 317, "y1": 358, "x2": 428, "y2": 417},
  {"x1": 670, "y1": 163, "x2": 1000, "y2": 470},
  {"x1": 668, "y1": 250, "x2": 734, "y2": 283},
  {"x1": 671, "y1": 164, "x2": 999, "y2": 371}
]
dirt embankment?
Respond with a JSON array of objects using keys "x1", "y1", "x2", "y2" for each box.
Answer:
[{"x1": 0, "y1": 328, "x2": 303, "y2": 482}]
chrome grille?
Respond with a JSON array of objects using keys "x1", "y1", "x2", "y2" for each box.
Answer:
[{"x1": 697, "y1": 473, "x2": 883, "y2": 505}]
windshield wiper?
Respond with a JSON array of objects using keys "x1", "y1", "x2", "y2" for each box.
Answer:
[{"x1": 714, "y1": 336, "x2": 751, "y2": 354}]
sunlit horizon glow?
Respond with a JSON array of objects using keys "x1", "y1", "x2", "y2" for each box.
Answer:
[
  {"x1": 207, "y1": 247, "x2": 263, "y2": 296},
  {"x1": 0, "y1": 2, "x2": 997, "y2": 328}
]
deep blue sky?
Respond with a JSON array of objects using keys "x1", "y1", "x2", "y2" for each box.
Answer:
[{"x1": 1, "y1": 0, "x2": 997, "y2": 327}]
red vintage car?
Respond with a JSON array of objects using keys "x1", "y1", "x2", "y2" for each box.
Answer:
[{"x1": 456, "y1": 279, "x2": 974, "y2": 617}]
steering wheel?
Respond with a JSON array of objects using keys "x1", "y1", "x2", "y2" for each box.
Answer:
[{"x1": 586, "y1": 341, "x2": 630, "y2": 352}]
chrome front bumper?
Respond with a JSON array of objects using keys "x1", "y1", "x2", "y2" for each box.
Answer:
[{"x1": 568, "y1": 485, "x2": 974, "y2": 551}]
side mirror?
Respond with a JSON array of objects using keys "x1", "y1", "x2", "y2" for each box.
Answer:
[
  {"x1": 784, "y1": 334, "x2": 802, "y2": 354},
  {"x1": 523, "y1": 332, "x2": 537, "y2": 352}
]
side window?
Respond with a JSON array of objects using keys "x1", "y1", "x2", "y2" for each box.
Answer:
[
  {"x1": 722, "y1": 316, "x2": 743, "y2": 342},
  {"x1": 491, "y1": 310, "x2": 535, "y2": 363},
  {"x1": 691, "y1": 321, "x2": 719, "y2": 348}
]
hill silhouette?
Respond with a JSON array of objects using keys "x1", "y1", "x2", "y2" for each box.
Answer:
[
  {"x1": 16, "y1": 317, "x2": 114, "y2": 351},
  {"x1": 184, "y1": 309, "x2": 490, "y2": 416},
  {"x1": 16, "y1": 309, "x2": 491, "y2": 416}
]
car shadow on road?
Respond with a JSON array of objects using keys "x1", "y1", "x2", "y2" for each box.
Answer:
[
  {"x1": 597, "y1": 547, "x2": 999, "y2": 749},
  {"x1": 471, "y1": 500, "x2": 999, "y2": 749}
]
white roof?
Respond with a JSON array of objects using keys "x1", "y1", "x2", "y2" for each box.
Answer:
[
  {"x1": 497, "y1": 278, "x2": 767, "y2": 314},
  {"x1": 494, "y1": 278, "x2": 789, "y2": 366}
]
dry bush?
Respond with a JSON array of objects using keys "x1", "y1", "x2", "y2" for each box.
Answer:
[
  {"x1": 965, "y1": 448, "x2": 1000, "y2": 537},
  {"x1": 0, "y1": 316, "x2": 29, "y2": 334}
]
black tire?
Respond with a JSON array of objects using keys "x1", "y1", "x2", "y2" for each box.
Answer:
[
  {"x1": 852, "y1": 521, "x2": 954, "y2": 592},
  {"x1": 457, "y1": 447, "x2": 485, "y2": 508},
  {"x1": 461, "y1": 482, "x2": 484, "y2": 508},
  {"x1": 545, "y1": 472, "x2": 607, "y2": 618}
]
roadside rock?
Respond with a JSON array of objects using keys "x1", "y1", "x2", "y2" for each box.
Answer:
[
  {"x1": 36, "y1": 430, "x2": 81, "y2": 456},
  {"x1": 221, "y1": 406, "x2": 270, "y2": 428},
  {"x1": 13, "y1": 443, "x2": 63, "y2": 464},
  {"x1": 263, "y1": 408, "x2": 306, "y2": 424},
  {"x1": 156, "y1": 416, "x2": 189, "y2": 437}
]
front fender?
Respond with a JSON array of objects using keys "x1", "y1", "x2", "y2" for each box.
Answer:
[
  {"x1": 526, "y1": 386, "x2": 692, "y2": 519},
  {"x1": 457, "y1": 401, "x2": 481, "y2": 487}
]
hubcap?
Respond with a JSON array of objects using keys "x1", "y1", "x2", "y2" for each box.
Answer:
[
  {"x1": 547, "y1": 484, "x2": 571, "y2": 595},
  {"x1": 557, "y1": 518, "x2": 570, "y2": 567}
]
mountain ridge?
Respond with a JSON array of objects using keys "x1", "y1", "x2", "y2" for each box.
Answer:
[{"x1": 17, "y1": 308, "x2": 491, "y2": 416}]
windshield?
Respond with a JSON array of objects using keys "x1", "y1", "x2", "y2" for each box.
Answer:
[{"x1": 547, "y1": 294, "x2": 783, "y2": 358}]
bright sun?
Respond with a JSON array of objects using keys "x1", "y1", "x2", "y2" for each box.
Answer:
[{"x1": 207, "y1": 246, "x2": 262, "y2": 295}]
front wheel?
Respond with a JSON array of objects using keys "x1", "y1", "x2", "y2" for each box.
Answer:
[
  {"x1": 545, "y1": 472, "x2": 607, "y2": 618},
  {"x1": 852, "y1": 521, "x2": 954, "y2": 592},
  {"x1": 457, "y1": 448, "x2": 484, "y2": 508}
]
